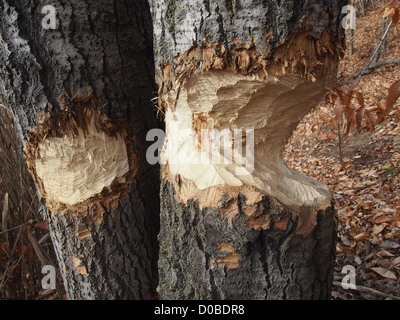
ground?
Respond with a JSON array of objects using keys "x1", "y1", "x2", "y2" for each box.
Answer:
[{"x1": 284, "y1": 4, "x2": 400, "y2": 300}]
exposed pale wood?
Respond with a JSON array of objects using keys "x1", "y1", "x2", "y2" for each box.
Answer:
[
  {"x1": 163, "y1": 71, "x2": 334, "y2": 214},
  {"x1": 35, "y1": 110, "x2": 129, "y2": 207}
]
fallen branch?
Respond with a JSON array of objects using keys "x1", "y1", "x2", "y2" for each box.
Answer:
[
  {"x1": 333, "y1": 281, "x2": 400, "y2": 300},
  {"x1": 359, "y1": 58, "x2": 400, "y2": 76},
  {"x1": 355, "y1": 181, "x2": 380, "y2": 192},
  {"x1": 355, "y1": 169, "x2": 400, "y2": 193},
  {"x1": 369, "y1": 58, "x2": 400, "y2": 69}
]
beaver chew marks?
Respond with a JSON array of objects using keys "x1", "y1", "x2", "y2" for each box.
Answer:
[
  {"x1": 35, "y1": 110, "x2": 129, "y2": 206},
  {"x1": 24, "y1": 94, "x2": 134, "y2": 213},
  {"x1": 164, "y1": 71, "x2": 334, "y2": 213}
]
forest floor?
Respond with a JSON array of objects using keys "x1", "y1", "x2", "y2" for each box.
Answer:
[{"x1": 284, "y1": 5, "x2": 400, "y2": 300}]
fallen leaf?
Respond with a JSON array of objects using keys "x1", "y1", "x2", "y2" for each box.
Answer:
[
  {"x1": 337, "y1": 208, "x2": 348, "y2": 216},
  {"x1": 373, "y1": 223, "x2": 387, "y2": 235},
  {"x1": 341, "y1": 234, "x2": 354, "y2": 246},
  {"x1": 377, "y1": 250, "x2": 395, "y2": 258},
  {"x1": 373, "y1": 214, "x2": 394, "y2": 224},
  {"x1": 371, "y1": 267, "x2": 398, "y2": 280},
  {"x1": 0, "y1": 242, "x2": 11, "y2": 260},
  {"x1": 353, "y1": 233, "x2": 370, "y2": 242},
  {"x1": 337, "y1": 242, "x2": 353, "y2": 254},
  {"x1": 380, "y1": 240, "x2": 400, "y2": 249},
  {"x1": 354, "y1": 256, "x2": 363, "y2": 265},
  {"x1": 392, "y1": 256, "x2": 400, "y2": 267},
  {"x1": 34, "y1": 221, "x2": 48, "y2": 230},
  {"x1": 386, "y1": 80, "x2": 400, "y2": 114},
  {"x1": 25, "y1": 245, "x2": 34, "y2": 262}
]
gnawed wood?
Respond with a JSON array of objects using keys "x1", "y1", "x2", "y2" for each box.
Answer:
[
  {"x1": 161, "y1": 71, "x2": 334, "y2": 222},
  {"x1": 24, "y1": 93, "x2": 138, "y2": 222}
]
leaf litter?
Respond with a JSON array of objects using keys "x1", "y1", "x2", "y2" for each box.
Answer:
[{"x1": 284, "y1": 2, "x2": 400, "y2": 300}]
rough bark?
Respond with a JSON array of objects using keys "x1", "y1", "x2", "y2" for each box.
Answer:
[
  {"x1": 159, "y1": 180, "x2": 337, "y2": 300},
  {"x1": 151, "y1": 0, "x2": 347, "y2": 299},
  {"x1": 0, "y1": 0, "x2": 160, "y2": 299}
]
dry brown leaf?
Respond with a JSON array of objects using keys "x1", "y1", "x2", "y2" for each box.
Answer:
[
  {"x1": 34, "y1": 221, "x2": 48, "y2": 230},
  {"x1": 334, "y1": 104, "x2": 344, "y2": 123},
  {"x1": 337, "y1": 242, "x2": 353, "y2": 254},
  {"x1": 373, "y1": 223, "x2": 387, "y2": 235},
  {"x1": 386, "y1": 80, "x2": 400, "y2": 114},
  {"x1": 392, "y1": 256, "x2": 400, "y2": 266},
  {"x1": 353, "y1": 233, "x2": 370, "y2": 242},
  {"x1": 381, "y1": 1, "x2": 400, "y2": 26},
  {"x1": 373, "y1": 215, "x2": 394, "y2": 224},
  {"x1": 25, "y1": 245, "x2": 34, "y2": 262},
  {"x1": 371, "y1": 267, "x2": 398, "y2": 280},
  {"x1": 377, "y1": 250, "x2": 395, "y2": 257},
  {"x1": 0, "y1": 241, "x2": 11, "y2": 260}
]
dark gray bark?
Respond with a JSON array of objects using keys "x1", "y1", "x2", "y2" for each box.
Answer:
[
  {"x1": 152, "y1": 0, "x2": 347, "y2": 300},
  {"x1": 151, "y1": 0, "x2": 347, "y2": 67},
  {"x1": 0, "y1": 0, "x2": 160, "y2": 299},
  {"x1": 159, "y1": 180, "x2": 337, "y2": 300}
]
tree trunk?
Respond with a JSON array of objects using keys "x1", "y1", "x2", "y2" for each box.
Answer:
[
  {"x1": 151, "y1": 0, "x2": 347, "y2": 299},
  {"x1": 0, "y1": 0, "x2": 160, "y2": 299}
]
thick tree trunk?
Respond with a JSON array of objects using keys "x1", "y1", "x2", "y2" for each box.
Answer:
[
  {"x1": 159, "y1": 180, "x2": 337, "y2": 300},
  {"x1": 151, "y1": 0, "x2": 347, "y2": 299},
  {"x1": 0, "y1": 1, "x2": 160, "y2": 299}
]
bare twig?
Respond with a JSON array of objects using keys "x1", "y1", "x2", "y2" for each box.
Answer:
[
  {"x1": 0, "y1": 220, "x2": 37, "y2": 236},
  {"x1": 337, "y1": 123, "x2": 344, "y2": 164},
  {"x1": 38, "y1": 233, "x2": 51, "y2": 246},
  {"x1": 1, "y1": 193, "x2": 9, "y2": 233},
  {"x1": 25, "y1": 227, "x2": 50, "y2": 267},
  {"x1": 358, "y1": 58, "x2": 400, "y2": 76},
  {"x1": 352, "y1": 19, "x2": 393, "y2": 88},
  {"x1": 1, "y1": 193, "x2": 9, "y2": 246}
]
